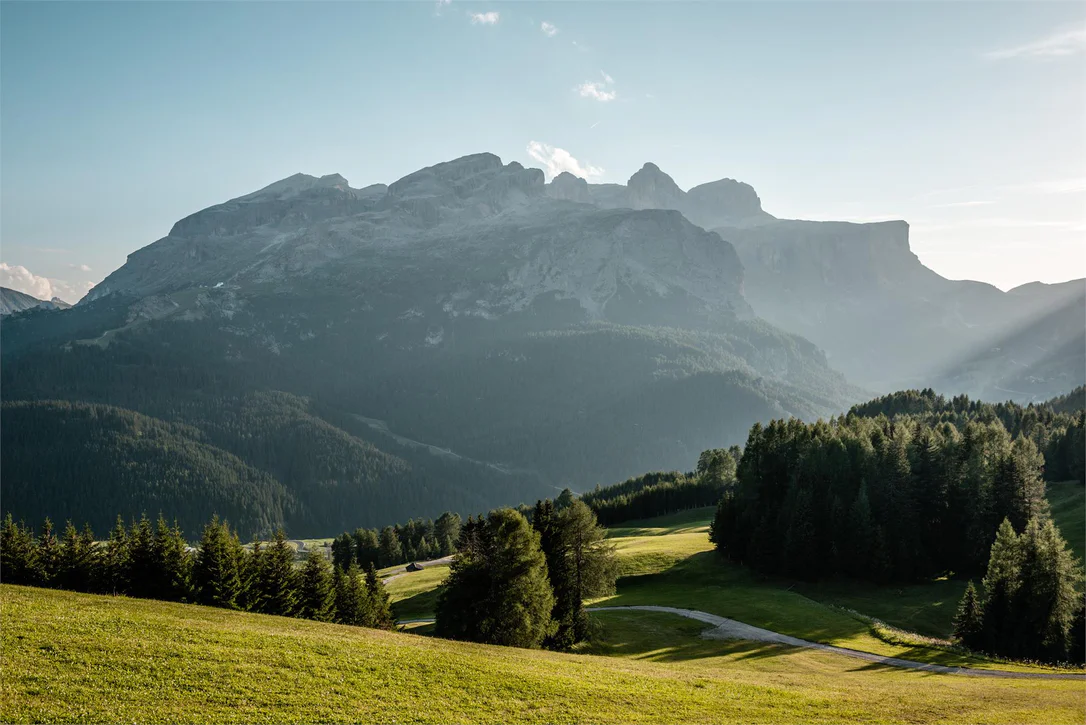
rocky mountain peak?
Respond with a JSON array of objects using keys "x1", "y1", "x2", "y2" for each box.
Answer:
[
  {"x1": 626, "y1": 162, "x2": 685, "y2": 210},
  {"x1": 686, "y1": 178, "x2": 764, "y2": 220},
  {"x1": 546, "y1": 171, "x2": 591, "y2": 203}
]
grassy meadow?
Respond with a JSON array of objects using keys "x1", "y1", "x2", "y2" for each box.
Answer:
[{"x1": 3, "y1": 585, "x2": 1083, "y2": 725}]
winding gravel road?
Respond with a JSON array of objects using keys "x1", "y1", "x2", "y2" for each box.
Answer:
[{"x1": 588, "y1": 605, "x2": 1085, "y2": 680}]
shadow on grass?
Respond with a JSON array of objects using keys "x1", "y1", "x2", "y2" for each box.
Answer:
[
  {"x1": 391, "y1": 587, "x2": 443, "y2": 622},
  {"x1": 581, "y1": 609, "x2": 800, "y2": 664}
]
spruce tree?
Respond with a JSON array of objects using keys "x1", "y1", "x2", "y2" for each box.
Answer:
[
  {"x1": 298, "y1": 549, "x2": 334, "y2": 621},
  {"x1": 36, "y1": 518, "x2": 61, "y2": 587},
  {"x1": 979, "y1": 518, "x2": 1022, "y2": 655},
  {"x1": 352, "y1": 528, "x2": 381, "y2": 569},
  {"x1": 102, "y1": 515, "x2": 130, "y2": 594},
  {"x1": 127, "y1": 515, "x2": 157, "y2": 599},
  {"x1": 333, "y1": 563, "x2": 368, "y2": 626},
  {"x1": 378, "y1": 527, "x2": 403, "y2": 567},
  {"x1": 58, "y1": 521, "x2": 96, "y2": 592},
  {"x1": 1, "y1": 514, "x2": 40, "y2": 586},
  {"x1": 364, "y1": 562, "x2": 394, "y2": 629},
  {"x1": 194, "y1": 516, "x2": 245, "y2": 609},
  {"x1": 436, "y1": 508, "x2": 554, "y2": 648},
  {"x1": 152, "y1": 516, "x2": 193, "y2": 602},
  {"x1": 258, "y1": 530, "x2": 299, "y2": 617},
  {"x1": 331, "y1": 533, "x2": 354, "y2": 571},
  {"x1": 952, "y1": 580, "x2": 984, "y2": 649},
  {"x1": 1014, "y1": 516, "x2": 1082, "y2": 662}
]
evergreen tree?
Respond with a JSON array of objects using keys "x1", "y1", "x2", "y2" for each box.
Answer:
[
  {"x1": 434, "y1": 512, "x2": 462, "y2": 556},
  {"x1": 102, "y1": 515, "x2": 130, "y2": 594},
  {"x1": 36, "y1": 518, "x2": 61, "y2": 587},
  {"x1": 152, "y1": 516, "x2": 192, "y2": 602},
  {"x1": 332, "y1": 563, "x2": 369, "y2": 626},
  {"x1": 127, "y1": 515, "x2": 157, "y2": 599},
  {"x1": 952, "y1": 580, "x2": 984, "y2": 649},
  {"x1": 364, "y1": 562, "x2": 394, "y2": 629},
  {"x1": 258, "y1": 530, "x2": 298, "y2": 617},
  {"x1": 298, "y1": 549, "x2": 334, "y2": 621},
  {"x1": 1, "y1": 514, "x2": 40, "y2": 585},
  {"x1": 979, "y1": 519, "x2": 1022, "y2": 656},
  {"x1": 331, "y1": 533, "x2": 354, "y2": 571},
  {"x1": 58, "y1": 521, "x2": 97, "y2": 592},
  {"x1": 378, "y1": 526, "x2": 403, "y2": 567},
  {"x1": 436, "y1": 508, "x2": 554, "y2": 648},
  {"x1": 1013, "y1": 516, "x2": 1082, "y2": 662},
  {"x1": 352, "y1": 528, "x2": 381, "y2": 569},
  {"x1": 556, "y1": 499, "x2": 616, "y2": 645},
  {"x1": 194, "y1": 516, "x2": 245, "y2": 609}
]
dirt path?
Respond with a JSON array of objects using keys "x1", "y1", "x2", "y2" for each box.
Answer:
[
  {"x1": 588, "y1": 605, "x2": 1085, "y2": 680},
  {"x1": 382, "y1": 555, "x2": 454, "y2": 584}
]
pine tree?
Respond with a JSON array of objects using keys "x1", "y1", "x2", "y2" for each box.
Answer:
[
  {"x1": 364, "y1": 562, "x2": 393, "y2": 629},
  {"x1": 952, "y1": 580, "x2": 984, "y2": 649},
  {"x1": 258, "y1": 530, "x2": 298, "y2": 617},
  {"x1": 331, "y1": 533, "x2": 354, "y2": 571},
  {"x1": 58, "y1": 521, "x2": 97, "y2": 592},
  {"x1": 1, "y1": 514, "x2": 40, "y2": 585},
  {"x1": 298, "y1": 549, "x2": 334, "y2": 621},
  {"x1": 333, "y1": 563, "x2": 369, "y2": 626},
  {"x1": 434, "y1": 512, "x2": 461, "y2": 556},
  {"x1": 352, "y1": 528, "x2": 381, "y2": 569},
  {"x1": 152, "y1": 516, "x2": 193, "y2": 602},
  {"x1": 1013, "y1": 516, "x2": 1082, "y2": 662},
  {"x1": 436, "y1": 508, "x2": 554, "y2": 648},
  {"x1": 36, "y1": 518, "x2": 61, "y2": 587},
  {"x1": 554, "y1": 499, "x2": 616, "y2": 645},
  {"x1": 979, "y1": 518, "x2": 1022, "y2": 655},
  {"x1": 102, "y1": 515, "x2": 130, "y2": 594},
  {"x1": 194, "y1": 516, "x2": 245, "y2": 609},
  {"x1": 127, "y1": 515, "x2": 156, "y2": 599},
  {"x1": 378, "y1": 526, "x2": 403, "y2": 567}
]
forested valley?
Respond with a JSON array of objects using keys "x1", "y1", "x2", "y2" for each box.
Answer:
[{"x1": 2, "y1": 387, "x2": 1082, "y2": 664}]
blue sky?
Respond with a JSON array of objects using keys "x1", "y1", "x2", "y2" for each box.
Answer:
[{"x1": 2, "y1": 1, "x2": 1084, "y2": 301}]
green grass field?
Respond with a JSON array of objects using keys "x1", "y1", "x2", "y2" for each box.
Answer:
[{"x1": 3, "y1": 585, "x2": 1082, "y2": 724}]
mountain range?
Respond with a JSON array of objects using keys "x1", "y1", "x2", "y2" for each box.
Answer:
[
  {"x1": 0, "y1": 287, "x2": 71, "y2": 317},
  {"x1": 2, "y1": 152, "x2": 1082, "y2": 537}
]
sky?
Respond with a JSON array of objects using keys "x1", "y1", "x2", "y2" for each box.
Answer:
[{"x1": 2, "y1": 1, "x2": 1084, "y2": 303}]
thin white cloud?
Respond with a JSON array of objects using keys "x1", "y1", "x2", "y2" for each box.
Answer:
[
  {"x1": 578, "y1": 82, "x2": 616, "y2": 102},
  {"x1": 69, "y1": 263, "x2": 93, "y2": 272},
  {"x1": 930, "y1": 200, "x2": 995, "y2": 209},
  {"x1": 434, "y1": 0, "x2": 451, "y2": 15},
  {"x1": 469, "y1": 11, "x2": 499, "y2": 25},
  {"x1": 577, "y1": 72, "x2": 617, "y2": 102},
  {"x1": 526, "y1": 141, "x2": 603, "y2": 181},
  {"x1": 0, "y1": 262, "x2": 95, "y2": 304},
  {"x1": 541, "y1": 21, "x2": 557, "y2": 37},
  {"x1": 1010, "y1": 177, "x2": 1086, "y2": 195},
  {"x1": 984, "y1": 26, "x2": 1086, "y2": 60}
]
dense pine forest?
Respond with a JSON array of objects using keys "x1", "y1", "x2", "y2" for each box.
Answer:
[
  {"x1": 709, "y1": 390, "x2": 1085, "y2": 664},
  {"x1": 0, "y1": 513, "x2": 395, "y2": 630}
]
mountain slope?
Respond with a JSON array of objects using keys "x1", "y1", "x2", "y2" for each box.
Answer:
[
  {"x1": 2, "y1": 154, "x2": 861, "y2": 533},
  {"x1": 0, "y1": 287, "x2": 71, "y2": 316},
  {"x1": 555, "y1": 163, "x2": 1084, "y2": 401}
]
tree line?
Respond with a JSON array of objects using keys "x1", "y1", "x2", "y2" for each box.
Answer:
[
  {"x1": 849, "y1": 388, "x2": 1085, "y2": 483},
  {"x1": 435, "y1": 496, "x2": 617, "y2": 650},
  {"x1": 580, "y1": 448, "x2": 741, "y2": 526},
  {"x1": 329, "y1": 512, "x2": 461, "y2": 571},
  {"x1": 711, "y1": 415, "x2": 1065, "y2": 583},
  {"x1": 0, "y1": 513, "x2": 393, "y2": 630}
]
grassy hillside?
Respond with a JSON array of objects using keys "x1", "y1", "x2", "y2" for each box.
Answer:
[{"x1": 3, "y1": 585, "x2": 1081, "y2": 724}]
